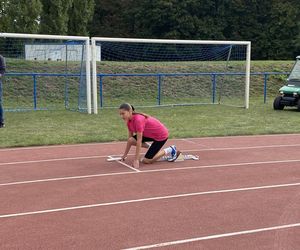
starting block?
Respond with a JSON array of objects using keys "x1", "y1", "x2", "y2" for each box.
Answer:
[
  {"x1": 107, "y1": 153, "x2": 199, "y2": 162},
  {"x1": 159, "y1": 153, "x2": 199, "y2": 162},
  {"x1": 106, "y1": 156, "x2": 123, "y2": 161}
]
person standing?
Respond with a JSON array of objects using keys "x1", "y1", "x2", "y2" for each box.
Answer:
[{"x1": 0, "y1": 54, "x2": 6, "y2": 128}]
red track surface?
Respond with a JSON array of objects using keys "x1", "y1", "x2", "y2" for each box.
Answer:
[{"x1": 1, "y1": 134, "x2": 300, "y2": 249}]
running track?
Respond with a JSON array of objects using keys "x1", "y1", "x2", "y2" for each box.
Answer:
[{"x1": 1, "y1": 134, "x2": 300, "y2": 249}]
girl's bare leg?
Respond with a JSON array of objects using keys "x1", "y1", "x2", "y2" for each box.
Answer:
[{"x1": 142, "y1": 149, "x2": 166, "y2": 164}]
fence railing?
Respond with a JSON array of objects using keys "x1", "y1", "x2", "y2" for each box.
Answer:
[
  {"x1": 5, "y1": 72, "x2": 81, "y2": 111},
  {"x1": 97, "y1": 72, "x2": 290, "y2": 107},
  {"x1": 4, "y1": 71, "x2": 290, "y2": 111},
  {"x1": 255, "y1": 72, "x2": 289, "y2": 103}
]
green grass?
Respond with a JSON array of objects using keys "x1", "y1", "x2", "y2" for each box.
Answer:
[
  {"x1": 1, "y1": 60, "x2": 299, "y2": 148},
  {"x1": 1, "y1": 101, "x2": 300, "y2": 148}
]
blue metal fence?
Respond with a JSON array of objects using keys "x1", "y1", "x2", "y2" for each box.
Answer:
[
  {"x1": 5, "y1": 71, "x2": 290, "y2": 110},
  {"x1": 260, "y1": 72, "x2": 289, "y2": 103},
  {"x1": 5, "y1": 72, "x2": 81, "y2": 111},
  {"x1": 98, "y1": 72, "x2": 290, "y2": 107}
]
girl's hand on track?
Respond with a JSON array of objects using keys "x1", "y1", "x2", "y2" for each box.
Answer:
[{"x1": 132, "y1": 159, "x2": 139, "y2": 169}]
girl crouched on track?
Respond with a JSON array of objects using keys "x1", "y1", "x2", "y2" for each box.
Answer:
[{"x1": 119, "y1": 103, "x2": 181, "y2": 168}]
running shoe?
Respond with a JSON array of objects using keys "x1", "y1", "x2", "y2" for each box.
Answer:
[{"x1": 168, "y1": 145, "x2": 177, "y2": 162}]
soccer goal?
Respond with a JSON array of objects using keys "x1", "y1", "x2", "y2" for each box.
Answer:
[
  {"x1": 0, "y1": 33, "x2": 91, "y2": 113},
  {"x1": 91, "y1": 37, "x2": 251, "y2": 114}
]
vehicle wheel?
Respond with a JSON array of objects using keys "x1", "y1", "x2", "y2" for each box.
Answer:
[{"x1": 273, "y1": 96, "x2": 284, "y2": 110}]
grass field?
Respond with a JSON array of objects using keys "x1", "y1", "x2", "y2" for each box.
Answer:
[
  {"x1": 1, "y1": 60, "x2": 299, "y2": 148},
  {"x1": 1, "y1": 101, "x2": 300, "y2": 148}
]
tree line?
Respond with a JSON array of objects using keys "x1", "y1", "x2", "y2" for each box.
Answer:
[{"x1": 1, "y1": 0, "x2": 300, "y2": 60}]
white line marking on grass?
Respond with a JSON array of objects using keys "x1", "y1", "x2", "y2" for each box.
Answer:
[
  {"x1": 1, "y1": 158, "x2": 300, "y2": 186},
  {"x1": 123, "y1": 223, "x2": 300, "y2": 249},
  {"x1": 1, "y1": 182, "x2": 300, "y2": 218}
]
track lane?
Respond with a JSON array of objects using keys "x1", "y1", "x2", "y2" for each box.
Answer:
[{"x1": 1, "y1": 186, "x2": 300, "y2": 249}]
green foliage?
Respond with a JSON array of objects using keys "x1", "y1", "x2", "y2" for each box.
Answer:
[
  {"x1": 40, "y1": 0, "x2": 73, "y2": 35},
  {"x1": 68, "y1": 0, "x2": 95, "y2": 36},
  {"x1": 89, "y1": 0, "x2": 130, "y2": 37},
  {"x1": 122, "y1": 0, "x2": 226, "y2": 39},
  {"x1": 0, "y1": 0, "x2": 95, "y2": 35},
  {"x1": 90, "y1": 0, "x2": 300, "y2": 60},
  {"x1": 0, "y1": 1, "x2": 10, "y2": 31},
  {"x1": 267, "y1": 0, "x2": 300, "y2": 59},
  {"x1": 0, "y1": 0, "x2": 42, "y2": 33},
  {"x1": 1, "y1": 0, "x2": 300, "y2": 59}
]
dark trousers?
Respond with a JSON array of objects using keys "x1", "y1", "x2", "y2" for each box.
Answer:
[{"x1": 0, "y1": 80, "x2": 3, "y2": 124}]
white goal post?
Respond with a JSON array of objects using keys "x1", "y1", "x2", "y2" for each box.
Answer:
[
  {"x1": 0, "y1": 33, "x2": 92, "y2": 114},
  {"x1": 91, "y1": 37, "x2": 251, "y2": 114}
]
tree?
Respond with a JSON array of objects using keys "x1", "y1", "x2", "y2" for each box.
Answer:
[
  {"x1": 0, "y1": 0, "x2": 42, "y2": 33},
  {"x1": 68, "y1": 0, "x2": 95, "y2": 36},
  {"x1": 224, "y1": 0, "x2": 300, "y2": 59},
  {"x1": 89, "y1": 0, "x2": 132, "y2": 37},
  {"x1": 267, "y1": 0, "x2": 300, "y2": 59},
  {"x1": 122, "y1": 0, "x2": 228, "y2": 39},
  {"x1": 40, "y1": 0, "x2": 73, "y2": 35}
]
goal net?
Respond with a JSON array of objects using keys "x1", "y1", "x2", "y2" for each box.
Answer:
[
  {"x1": 91, "y1": 38, "x2": 251, "y2": 113},
  {"x1": 0, "y1": 33, "x2": 91, "y2": 113}
]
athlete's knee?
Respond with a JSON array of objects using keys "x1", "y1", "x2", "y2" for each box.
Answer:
[{"x1": 128, "y1": 136, "x2": 136, "y2": 145}]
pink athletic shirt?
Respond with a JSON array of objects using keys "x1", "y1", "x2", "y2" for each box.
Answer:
[{"x1": 127, "y1": 114, "x2": 169, "y2": 141}]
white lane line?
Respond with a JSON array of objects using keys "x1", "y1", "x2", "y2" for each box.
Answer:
[
  {"x1": 0, "y1": 141, "x2": 127, "y2": 151},
  {"x1": 2, "y1": 143, "x2": 300, "y2": 166},
  {"x1": 117, "y1": 160, "x2": 141, "y2": 172},
  {"x1": 0, "y1": 155, "x2": 104, "y2": 166},
  {"x1": 0, "y1": 171, "x2": 135, "y2": 186},
  {"x1": 193, "y1": 144, "x2": 300, "y2": 151},
  {"x1": 180, "y1": 138, "x2": 212, "y2": 149},
  {"x1": 1, "y1": 133, "x2": 300, "y2": 152},
  {"x1": 180, "y1": 133, "x2": 300, "y2": 140},
  {"x1": 1, "y1": 182, "x2": 300, "y2": 219},
  {"x1": 1, "y1": 158, "x2": 300, "y2": 187},
  {"x1": 123, "y1": 223, "x2": 300, "y2": 249}
]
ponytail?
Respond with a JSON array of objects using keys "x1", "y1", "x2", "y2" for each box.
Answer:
[{"x1": 119, "y1": 103, "x2": 150, "y2": 118}]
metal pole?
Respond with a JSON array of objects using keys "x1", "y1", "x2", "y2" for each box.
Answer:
[
  {"x1": 157, "y1": 75, "x2": 162, "y2": 105},
  {"x1": 33, "y1": 75, "x2": 37, "y2": 110},
  {"x1": 264, "y1": 73, "x2": 268, "y2": 104}
]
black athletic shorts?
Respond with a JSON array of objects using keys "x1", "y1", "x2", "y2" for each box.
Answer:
[{"x1": 132, "y1": 135, "x2": 168, "y2": 159}]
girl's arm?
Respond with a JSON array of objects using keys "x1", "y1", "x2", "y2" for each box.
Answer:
[
  {"x1": 133, "y1": 131, "x2": 143, "y2": 168},
  {"x1": 122, "y1": 131, "x2": 133, "y2": 160}
]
